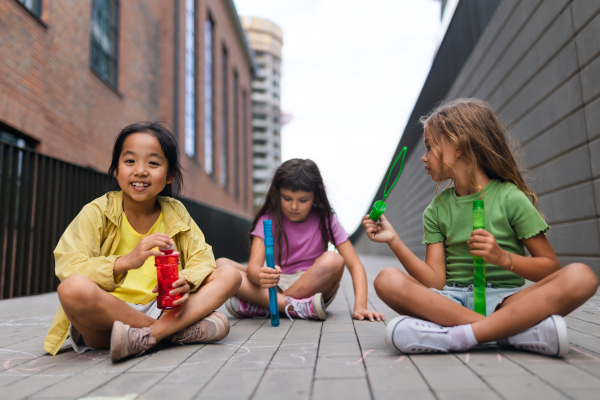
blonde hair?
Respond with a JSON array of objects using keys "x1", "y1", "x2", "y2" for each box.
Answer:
[{"x1": 420, "y1": 98, "x2": 539, "y2": 209}]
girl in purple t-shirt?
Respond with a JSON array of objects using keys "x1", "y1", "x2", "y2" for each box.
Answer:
[{"x1": 217, "y1": 159, "x2": 384, "y2": 322}]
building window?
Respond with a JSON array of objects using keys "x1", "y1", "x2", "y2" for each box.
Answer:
[
  {"x1": 220, "y1": 46, "x2": 228, "y2": 188},
  {"x1": 18, "y1": 0, "x2": 42, "y2": 18},
  {"x1": 184, "y1": 0, "x2": 196, "y2": 158},
  {"x1": 233, "y1": 71, "x2": 239, "y2": 200},
  {"x1": 242, "y1": 90, "x2": 248, "y2": 208},
  {"x1": 204, "y1": 17, "x2": 214, "y2": 175},
  {"x1": 90, "y1": 0, "x2": 119, "y2": 89},
  {"x1": 0, "y1": 128, "x2": 36, "y2": 149}
]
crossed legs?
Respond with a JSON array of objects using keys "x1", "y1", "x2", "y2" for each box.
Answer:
[
  {"x1": 216, "y1": 251, "x2": 344, "y2": 312},
  {"x1": 58, "y1": 265, "x2": 241, "y2": 349},
  {"x1": 374, "y1": 263, "x2": 598, "y2": 343}
]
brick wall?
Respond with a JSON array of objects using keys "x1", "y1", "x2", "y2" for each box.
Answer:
[
  {"x1": 354, "y1": 0, "x2": 600, "y2": 277},
  {"x1": 0, "y1": 0, "x2": 253, "y2": 218}
]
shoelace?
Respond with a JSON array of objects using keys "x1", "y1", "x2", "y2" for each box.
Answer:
[
  {"x1": 177, "y1": 321, "x2": 207, "y2": 343},
  {"x1": 131, "y1": 328, "x2": 154, "y2": 353},
  {"x1": 241, "y1": 301, "x2": 268, "y2": 318},
  {"x1": 284, "y1": 296, "x2": 313, "y2": 321}
]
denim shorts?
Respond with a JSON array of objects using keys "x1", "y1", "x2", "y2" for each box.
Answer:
[{"x1": 430, "y1": 283, "x2": 522, "y2": 316}]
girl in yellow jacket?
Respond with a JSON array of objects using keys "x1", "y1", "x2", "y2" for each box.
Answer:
[{"x1": 45, "y1": 122, "x2": 242, "y2": 361}]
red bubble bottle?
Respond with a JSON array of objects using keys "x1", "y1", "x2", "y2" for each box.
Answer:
[{"x1": 155, "y1": 242, "x2": 182, "y2": 309}]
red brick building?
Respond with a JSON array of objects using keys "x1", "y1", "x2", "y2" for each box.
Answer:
[{"x1": 0, "y1": 0, "x2": 255, "y2": 218}]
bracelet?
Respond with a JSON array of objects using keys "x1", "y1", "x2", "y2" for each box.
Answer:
[{"x1": 506, "y1": 251, "x2": 514, "y2": 272}]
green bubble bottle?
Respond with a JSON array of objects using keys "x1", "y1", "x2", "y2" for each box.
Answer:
[{"x1": 473, "y1": 200, "x2": 486, "y2": 316}]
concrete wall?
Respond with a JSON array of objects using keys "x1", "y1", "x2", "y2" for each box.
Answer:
[{"x1": 354, "y1": 0, "x2": 600, "y2": 276}]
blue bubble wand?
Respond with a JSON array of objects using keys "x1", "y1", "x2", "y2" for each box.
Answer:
[{"x1": 263, "y1": 220, "x2": 280, "y2": 327}]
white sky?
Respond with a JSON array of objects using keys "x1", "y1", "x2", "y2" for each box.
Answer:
[{"x1": 234, "y1": 0, "x2": 442, "y2": 233}]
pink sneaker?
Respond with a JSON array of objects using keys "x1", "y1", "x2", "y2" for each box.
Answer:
[
  {"x1": 225, "y1": 296, "x2": 269, "y2": 318},
  {"x1": 285, "y1": 293, "x2": 326, "y2": 321}
]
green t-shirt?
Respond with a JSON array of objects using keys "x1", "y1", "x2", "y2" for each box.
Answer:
[{"x1": 422, "y1": 179, "x2": 549, "y2": 288}]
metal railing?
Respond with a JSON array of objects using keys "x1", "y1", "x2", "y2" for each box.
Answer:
[{"x1": 0, "y1": 141, "x2": 251, "y2": 300}]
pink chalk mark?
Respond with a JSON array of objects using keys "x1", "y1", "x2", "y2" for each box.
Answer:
[
  {"x1": 497, "y1": 353, "x2": 502, "y2": 362},
  {"x1": 465, "y1": 353, "x2": 470, "y2": 362},
  {"x1": 570, "y1": 346, "x2": 600, "y2": 361},
  {"x1": 347, "y1": 349, "x2": 375, "y2": 365},
  {"x1": 395, "y1": 355, "x2": 405, "y2": 363}
]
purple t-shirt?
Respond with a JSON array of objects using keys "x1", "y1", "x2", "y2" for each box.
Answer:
[{"x1": 251, "y1": 208, "x2": 349, "y2": 274}]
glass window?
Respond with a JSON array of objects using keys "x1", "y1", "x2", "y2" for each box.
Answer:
[
  {"x1": 18, "y1": 0, "x2": 42, "y2": 18},
  {"x1": 204, "y1": 18, "x2": 214, "y2": 175},
  {"x1": 90, "y1": 0, "x2": 119, "y2": 88},
  {"x1": 242, "y1": 90, "x2": 248, "y2": 208},
  {"x1": 184, "y1": 0, "x2": 196, "y2": 158},
  {"x1": 233, "y1": 71, "x2": 239, "y2": 200},
  {"x1": 220, "y1": 46, "x2": 228, "y2": 188}
]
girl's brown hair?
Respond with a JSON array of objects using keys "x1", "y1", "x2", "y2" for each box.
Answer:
[
  {"x1": 420, "y1": 98, "x2": 539, "y2": 209},
  {"x1": 251, "y1": 159, "x2": 335, "y2": 266}
]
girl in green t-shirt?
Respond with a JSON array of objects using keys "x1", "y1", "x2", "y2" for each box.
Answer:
[{"x1": 362, "y1": 98, "x2": 598, "y2": 357}]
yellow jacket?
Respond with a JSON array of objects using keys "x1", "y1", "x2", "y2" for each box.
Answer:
[{"x1": 44, "y1": 191, "x2": 216, "y2": 355}]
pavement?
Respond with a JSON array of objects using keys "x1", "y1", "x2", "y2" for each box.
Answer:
[{"x1": 0, "y1": 254, "x2": 599, "y2": 400}]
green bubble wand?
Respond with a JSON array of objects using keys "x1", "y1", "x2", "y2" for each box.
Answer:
[{"x1": 368, "y1": 146, "x2": 408, "y2": 221}]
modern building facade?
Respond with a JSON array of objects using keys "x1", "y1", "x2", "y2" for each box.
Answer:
[
  {"x1": 353, "y1": 0, "x2": 600, "y2": 278},
  {"x1": 0, "y1": 0, "x2": 254, "y2": 218},
  {"x1": 240, "y1": 16, "x2": 283, "y2": 208}
]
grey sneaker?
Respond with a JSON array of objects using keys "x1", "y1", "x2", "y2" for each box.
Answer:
[
  {"x1": 110, "y1": 321, "x2": 157, "y2": 362},
  {"x1": 385, "y1": 316, "x2": 451, "y2": 354},
  {"x1": 170, "y1": 311, "x2": 230, "y2": 345},
  {"x1": 498, "y1": 315, "x2": 569, "y2": 357}
]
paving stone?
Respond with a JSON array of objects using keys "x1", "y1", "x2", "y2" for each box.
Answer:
[
  {"x1": 128, "y1": 344, "x2": 196, "y2": 373},
  {"x1": 417, "y1": 364, "x2": 489, "y2": 390},
  {"x1": 278, "y1": 337, "x2": 319, "y2": 351},
  {"x1": 410, "y1": 354, "x2": 463, "y2": 366},
  {"x1": 221, "y1": 349, "x2": 275, "y2": 371},
  {"x1": 84, "y1": 372, "x2": 167, "y2": 398},
  {"x1": 253, "y1": 367, "x2": 313, "y2": 400},
  {"x1": 524, "y1": 362, "x2": 600, "y2": 388},
  {"x1": 317, "y1": 341, "x2": 361, "y2": 357},
  {"x1": 138, "y1": 383, "x2": 199, "y2": 400},
  {"x1": 372, "y1": 389, "x2": 436, "y2": 400},
  {"x1": 29, "y1": 371, "x2": 118, "y2": 399},
  {"x1": 269, "y1": 349, "x2": 317, "y2": 369},
  {"x1": 312, "y1": 377, "x2": 371, "y2": 400},
  {"x1": 199, "y1": 369, "x2": 263, "y2": 397},
  {"x1": 357, "y1": 335, "x2": 388, "y2": 349},
  {"x1": 485, "y1": 375, "x2": 568, "y2": 399},
  {"x1": 315, "y1": 355, "x2": 366, "y2": 379},
  {"x1": 353, "y1": 320, "x2": 386, "y2": 336},
  {"x1": 435, "y1": 389, "x2": 502, "y2": 400},
  {"x1": 239, "y1": 339, "x2": 280, "y2": 353},
  {"x1": 160, "y1": 360, "x2": 224, "y2": 384},
  {"x1": 319, "y1": 331, "x2": 357, "y2": 343},
  {"x1": 321, "y1": 323, "x2": 354, "y2": 333},
  {"x1": 366, "y1": 365, "x2": 429, "y2": 391},
  {"x1": 184, "y1": 343, "x2": 236, "y2": 362},
  {"x1": 454, "y1": 350, "x2": 527, "y2": 376}
]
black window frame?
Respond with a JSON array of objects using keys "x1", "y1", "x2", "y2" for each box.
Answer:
[
  {"x1": 90, "y1": 0, "x2": 120, "y2": 90},
  {"x1": 16, "y1": 0, "x2": 42, "y2": 19}
]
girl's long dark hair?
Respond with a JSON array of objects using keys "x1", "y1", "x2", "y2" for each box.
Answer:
[
  {"x1": 108, "y1": 121, "x2": 184, "y2": 197},
  {"x1": 251, "y1": 159, "x2": 335, "y2": 266}
]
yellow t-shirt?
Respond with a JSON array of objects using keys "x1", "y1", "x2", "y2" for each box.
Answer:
[{"x1": 111, "y1": 211, "x2": 180, "y2": 305}]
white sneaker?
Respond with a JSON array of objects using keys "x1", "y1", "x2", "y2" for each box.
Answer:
[
  {"x1": 385, "y1": 316, "x2": 451, "y2": 354},
  {"x1": 498, "y1": 315, "x2": 569, "y2": 357}
]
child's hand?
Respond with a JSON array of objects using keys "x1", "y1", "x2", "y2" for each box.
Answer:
[
  {"x1": 468, "y1": 229, "x2": 510, "y2": 268},
  {"x1": 152, "y1": 274, "x2": 191, "y2": 317},
  {"x1": 258, "y1": 265, "x2": 281, "y2": 288},
  {"x1": 353, "y1": 307, "x2": 386, "y2": 322},
  {"x1": 121, "y1": 233, "x2": 173, "y2": 271},
  {"x1": 362, "y1": 214, "x2": 398, "y2": 244}
]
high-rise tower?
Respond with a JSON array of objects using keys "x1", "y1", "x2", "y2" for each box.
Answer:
[{"x1": 240, "y1": 17, "x2": 283, "y2": 208}]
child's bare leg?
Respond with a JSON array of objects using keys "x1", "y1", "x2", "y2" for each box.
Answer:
[
  {"x1": 150, "y1": 265, "x2": 241, "y2": 341},
  {"x1": 216, "y1": 257, "x2": 247, "y2": 273},
  {"x1": 472, "y1": 263, "x2": 598, "y2": 343},
  {"x1": 283, "y1": 251, "x2": 344, "y2": 301},
  {"x1": 374, "y1": 267, "x2": 485, "y2": 326},
  {"x1": 58, "y1": 275, "x2": 157, "y2": 349}
]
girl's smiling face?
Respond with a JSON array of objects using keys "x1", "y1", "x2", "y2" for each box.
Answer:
[
  {"x1": 117, "y1": 132, "x2": 174, "y2": 203},
  {"x1": 280, "y1": 188, "x2": 314, "y2": 222}
]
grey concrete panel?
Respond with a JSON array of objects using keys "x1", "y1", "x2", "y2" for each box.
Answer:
[
  {"x1": 558, "y1": 257, "x2": 600, "y2": 276},
  {"x1": 584, "y1": 96, "x2": 600, "y2": 141},
  {"x1": 580, "y1": 54, "x2": 600, "y2": 103},
  {"x1": 572, "y1": 0, "x2": 600, "y2": 32},
  {"x1": 485, "y1": 375, "x2": 568, "y2": 399},
  {"x1": 576, "y1": 8, "x2": 600, "y2": 66},
  {"x1": 522, "y1": 111, "x2": 587, "y2": 169},
  {"x1": 529, "y1": 145, "x2": 591, "y2": 195},
  {"x1": 590, "y1": 138, "x2": 600, "y2": 178},
  {"x1": 490, "y1": 10, "x2": 575, "y2": 115},
  {"x1": 312, "y1": 378, "x2": 371, "y2": 400},
  {"x1": 537, "y1": 182, "x2": 597, "y2": 224},
  {"x1": 474, "y1": 0, "x2": 571, "y2": 100},
  {"x1": 253, "y1": 368, "x2": 313, "y2": 400},
  {"x1": 498, "y1": 40, "x2": 578, "y2": 125},
  {"x1": 511, "y1": 76, "x2": 582, "y2": 144},
  {"x1": 447, "y1": 0, "x2": 522, "y2": 100},
  {"x1": 546, "y1": 219, "x2": 600, "y2": 255},
  {"x1": 594, "y1": 179, "x2": 600, "y2": 215},
  {"x1": 458, "y1": 0, "x2": 543, "y2": 98}
]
